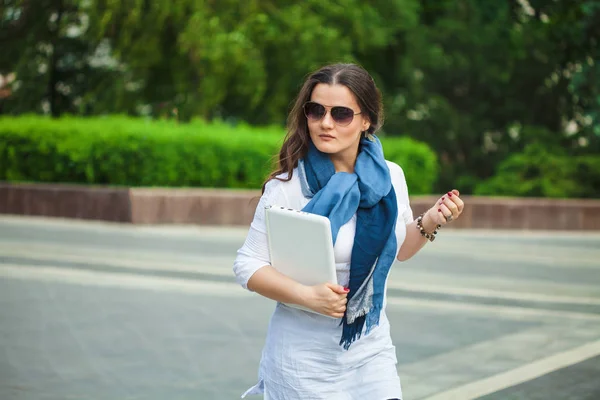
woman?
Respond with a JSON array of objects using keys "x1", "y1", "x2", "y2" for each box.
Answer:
[{"x1": 233, "y1": 63, "x2": 464, "y2": 400}]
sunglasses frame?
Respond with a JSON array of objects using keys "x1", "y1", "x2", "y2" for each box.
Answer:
[{"x1": 303, "y1": 101, "x2": 362, "y2": 127}]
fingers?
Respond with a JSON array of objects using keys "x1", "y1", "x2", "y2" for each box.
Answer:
[
  {"x1": 332, "y1": 300, "x2": 347, "y2": 318},
  {"x1": 435, "y1": 207, "x2": 449, "y2": 226},
  {"x1": 446, "y1": 189, "x2": 464, "y2": 212},
  {"x1": 326, "y1": 283, "x2": 349, "y2": 295},
  {"x1": 435, "y1": 189, "x2": 464, "y2": 224},
  {"x1": 453, "y1": 195, "x2": 464, "y2": 213},
  {"x1": 319, "y1": 283, "x2": 350, "y2": 318},
  {"x1": 439, "y1": 203, "x2": 452, "y2": 220},
  {"x1": 434, "y1": 199, "x2": 454, "y2": 225},
  {"x1": 325, "y1": 300, "x2": 347, "y2": 318},
  {"x1": 329, "y1": 287, "x2": 348, "y2": 318},
  {"x1": 440, "y1": 197, "x2": 459, "y2": 218}
]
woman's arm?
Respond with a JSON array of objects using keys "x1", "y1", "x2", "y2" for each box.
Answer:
[
  {"x1": 233, "y1": 178, "x2": 348, "y2": 318},
  {"x1": 397, "y1": 190, "x2": 465, "y2": 261},
  {"x1": 397, "y1": 211, "x2": 437, "y2": 261},
  {"x1": 247, "y1": 265, "x2": 311, "y2": 305},
  {"x1": 247, "y1": 266, "x2": 349, "y2": 318}
]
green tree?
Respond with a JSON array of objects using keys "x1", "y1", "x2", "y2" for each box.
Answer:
[
  {"x1": 377, "y1": 0, "x2": 600, "y2": 192},
  {"x1": 2, "y1": 0, "x2": 599, "y2": 196},
  {"x1": 86, "y1": 0, "x2": 419, "y2": 121},
  {"x1": 0, "y1": 0, "x2": 122, "y2": 116}
]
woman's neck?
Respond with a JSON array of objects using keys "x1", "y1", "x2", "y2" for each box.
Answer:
[{"x1": 330, "y1": 150, "x2": 358, "y2": 173}]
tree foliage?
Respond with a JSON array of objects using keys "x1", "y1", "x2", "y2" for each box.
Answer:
[
  {"x1": 1, "y1": 0, "x2": 598, "y2": 195},
  {"x1": 475, "y1": 140, "x2": 600, "y2": 198}
]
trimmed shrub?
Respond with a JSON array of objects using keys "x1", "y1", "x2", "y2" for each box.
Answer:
[
  {"x1": 474, "y1": 143, "x2": 600, "y2": 198},
  {"x1": 0, "y1": 115, "x2": 438, "y2": 193},
  {"x1": 382, "y1": 136, "x2": 439, "y2": 195}
]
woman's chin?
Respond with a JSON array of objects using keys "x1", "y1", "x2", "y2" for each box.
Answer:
[
  {"x1": 312, "y1": 140, "x2": 339, "y2": 154},
  {"x1": 316, "y1": 146, "x2": 340, "y2": 155}
]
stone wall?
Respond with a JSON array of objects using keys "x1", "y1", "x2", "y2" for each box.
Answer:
[
  {"x1": 0, "y1": 183, "x2": 131, "y2": 222},
  {"x1": 1, "y1": 182, "x2": 599, "y2": 230}
]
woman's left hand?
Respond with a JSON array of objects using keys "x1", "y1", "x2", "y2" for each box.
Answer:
[{"x1": 427, "y1": 189, "x2": 464, "y2": 227}]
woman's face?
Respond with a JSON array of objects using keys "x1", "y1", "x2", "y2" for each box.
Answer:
[{"x1": 306, "y1": 84, "x2": 370, "y2": 165}]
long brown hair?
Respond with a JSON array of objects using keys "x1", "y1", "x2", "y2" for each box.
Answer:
[{"x1": 262, "y1": 63, "x2": 384, "y2": 193}]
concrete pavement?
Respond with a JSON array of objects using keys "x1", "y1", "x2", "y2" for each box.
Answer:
[{"x1": 1, "y1": 215, "x2": 599, "y2": 399}]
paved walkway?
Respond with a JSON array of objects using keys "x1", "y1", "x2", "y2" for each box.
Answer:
[{"x1": 1, "y1": 216, "x2": 599, "y2": 399}]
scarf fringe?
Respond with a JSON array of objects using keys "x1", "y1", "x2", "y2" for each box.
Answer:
[
  {"x1": 345, "y1": 302, "x2": 371, "y2": 325},
  {"x1": 339, "y1": 302, "x2": 383, "y2": 350},
  {"x1": 340, "y1": 315, "x2": 366, "y2": 350}
]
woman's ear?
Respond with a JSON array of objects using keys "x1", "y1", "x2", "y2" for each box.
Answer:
[{"x1": 361, "y1": 114, "x2": 371, "y2": 131}]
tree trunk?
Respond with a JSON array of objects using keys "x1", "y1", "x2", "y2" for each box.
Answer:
[{"x1": 48, "y1": 0, "x2": 64, "y2": 118}]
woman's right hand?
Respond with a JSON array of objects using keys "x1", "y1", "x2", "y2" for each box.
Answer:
[{"x1": 303, "y1": 283, "x2": 349, "y2": 318}]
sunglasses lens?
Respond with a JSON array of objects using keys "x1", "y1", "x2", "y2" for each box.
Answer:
[
  {"x1": 304, "y1": 102, "x2": 326, "y2": 120},
  {"x1": 331, "y1": 107, "x2": 355, "y2": 126}
]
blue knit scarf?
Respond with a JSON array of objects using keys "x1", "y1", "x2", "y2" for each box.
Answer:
[{"x1": 298, "y1": 135, "x2": 398, "y2": 350}]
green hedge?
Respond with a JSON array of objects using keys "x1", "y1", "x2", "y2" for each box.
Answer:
[
  {"x1": 474, "y1": 143, "x2": 600, "y2": 198},
  {"x1": 382, "y1": 135, "x2": 439, "y2": 195},
  {"x1": 0, "y1": 115, "x2": 438, "y2": 194}
]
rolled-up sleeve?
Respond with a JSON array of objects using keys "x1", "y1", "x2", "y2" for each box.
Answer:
[{"x1": 233, "y1": 178, "x2": 288, "y2": 290}]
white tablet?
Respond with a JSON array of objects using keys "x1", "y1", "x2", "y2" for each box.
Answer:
[{"x1": 265, "y1": 205, "x2": 338, "y2": 313}]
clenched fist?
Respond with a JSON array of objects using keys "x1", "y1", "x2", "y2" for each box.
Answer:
[{"x1": 303, "y1": 283, "x2": 349, "y2": 318}]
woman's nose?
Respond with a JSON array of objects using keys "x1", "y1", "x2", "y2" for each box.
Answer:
[{"x1": 320, "y1": 111, "x2": 335, "y2": 129}]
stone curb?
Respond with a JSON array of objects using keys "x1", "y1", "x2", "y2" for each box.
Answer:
[{"x1": 1, "y1": 182, "x2": 599, "y2": 230}]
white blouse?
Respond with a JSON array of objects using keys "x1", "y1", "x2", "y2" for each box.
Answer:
[{"x1": 233, "y1": 161, "x2": 413, "y2": 400}]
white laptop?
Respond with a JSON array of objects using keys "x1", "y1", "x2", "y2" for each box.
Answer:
[{"x1": 265, "y1": 205, "x2": 338, "y2": 313}]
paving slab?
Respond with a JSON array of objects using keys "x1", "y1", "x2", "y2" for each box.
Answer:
[{"x1": 1, "y1": 216, "x2": 599, "y2": 400}]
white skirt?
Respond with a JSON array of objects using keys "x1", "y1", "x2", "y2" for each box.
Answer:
[{"x1": 242, "y1": 303, "x2": 403, "y2": 400}]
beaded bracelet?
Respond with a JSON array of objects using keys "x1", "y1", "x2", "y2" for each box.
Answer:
[{"x1": 416, "y1": 213, "x2": 441, "y2": 242}]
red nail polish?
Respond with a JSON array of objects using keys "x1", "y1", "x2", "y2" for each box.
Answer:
[
  {"x1": 448, "y1": 193, "x2": 453, "y2": 197},
  {"x1": 344, "y1": 287, "x2": 350, "y2": 292},
  {"x1": 442, "y1": 197, "x2": 445, "y2": 200},
  {"x1": 438, "y1": 208, "x2": 441, "y2": 212}
]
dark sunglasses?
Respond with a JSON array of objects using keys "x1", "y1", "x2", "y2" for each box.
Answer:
[{"x1": 303, "y1": 101, "x2": 362, "y2": 127}]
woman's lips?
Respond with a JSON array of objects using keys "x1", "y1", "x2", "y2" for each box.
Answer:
[{"x1": 319, "y1": 134, "x2": 335, "y2": 141}]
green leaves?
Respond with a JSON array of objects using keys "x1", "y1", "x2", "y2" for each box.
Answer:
[
  {"x1": 2, "y1": 0, "x2": 599, "y2": 196},
  {"x1": 0, "y1": 115, "x2": 438, "y2": 192},
  {"x1": 74, "y1": 0, "x2": 418, "y2": 122},
  {"x1": 474, "y1": 139, "x2": 600, "y2": 198}
]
